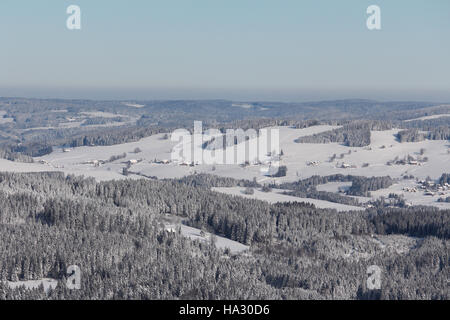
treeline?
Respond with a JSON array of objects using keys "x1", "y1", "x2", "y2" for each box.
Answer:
[
  {"x1": 294, "y1": 121, "x2": 393, "y2": 147},
  {"x1": 369, "y1": 207, "x2": 449, "y2": 239},
  {"x1": 283, "y1": 189, "x2": 360, "y2": 206},
  {"x1": 347, "y1": 176, "x2": 394, "y2": 197},
  {"x1": 175, "y1": 174, "x2": 259, "y2": 188},
  {"x1": 278, "y1": 174, "x2": 354, "y2": 190},
  {"x1": 81, "y1": 116, "x2": 127, "y2": 126},
  {"x1": 0, "y1": 141, "x2": 53, "y2": 159},
  {"x1": 397, "y1": 129, "x2": 425, "y2": 143},
  {"x1": 397, "y1": 127, "x2": 450, "y2": 143},
  {"x1": 0, "y1": 145, "x2": 34, "y2": 162},
  {"x1": 439, "y1": 173, "x2": 450, "y2": 185},
  {"x1": 428, "y1": 126, "x2": 450, "y2": 141},
  {"x1": 65, "y1": 126, "x2": 168, "y2": 148},
  {"x1": 218, "y1": 118, "x2": 321, "y2": 132},
  {"x1": 278, "y1": 174, "x2": 393, "y2": 204}
]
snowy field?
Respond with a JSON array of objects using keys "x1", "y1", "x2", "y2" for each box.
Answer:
[
  {"x1": 122, "y1": 102, "x2": 145, "y2": 108},
  {"x1": 27, "y1": 125, "x2": 341, "y2": 181},
  {"x1": 404, "y1": 113, "x2": 450, "y2": 122},
  {"x1": 0, "y1": 111, "x2": 14, "y2": 124},
  {"x1": 315, "y1": 180, "x2": 450, "y2": 209},
  {"x1": 6, "y1": 278, "x2": 58, "y2": 293},
  {"x1": 0, "y1": 159, "x2": 59, "y2": 173},
  {"x1": 278, "y1": 128, "x2": 449, "y2": 181},
  {"x1": 32, "y1": 132, "x2": 177, "y2": 181},
  {"x1": 316, "y1": 181, "x2": 353, "y2": 193},
  {"x1": 79, "y1": 111, "x2": 128, "y2": 118},
  {"x1": 165, "y1": 224, "x2": 249, "y2": 254},
  {"x1": 0, "y1": 125, "x2": 447, "y2": 185},
  {"x1": 212, "y1": 187, "x2": 362, "y2": 211},
  {"x1": 0, "y1": 125, "x2": 447, "y2": 206},
  {"x1": 369, "y1": 180, "x2": 450, "y2": 209}
]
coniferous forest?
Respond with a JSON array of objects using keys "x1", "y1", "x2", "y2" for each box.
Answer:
[{"x1": 0, "y1": 172, "x2": 447, "y2": 300}]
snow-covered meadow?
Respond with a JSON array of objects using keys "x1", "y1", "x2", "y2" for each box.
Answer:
[{"x1": 0, "y1": 124, "x2": 447, "y2": 208}]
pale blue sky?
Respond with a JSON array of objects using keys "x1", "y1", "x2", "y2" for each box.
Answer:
[{"x1": 1, "y1": 0, "x2": 449, "y2": 101}]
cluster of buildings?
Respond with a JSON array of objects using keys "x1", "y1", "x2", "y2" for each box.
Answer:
[
  {"x1": 38, "y1": 159, "x2": 63, "y2": 168},
  {"x1": 339, "y1": 162, "x2": 357, "y2": 169},
  {"x1": 83, "y1": 158, "x2": 145, "y2": 167},
  {"x1": 416, "y1": 180, "x2": 450, "y2": 197},
  {"x1": 386, "y1": 156, "x2": 425, "y2": 166},
  {"x1": 84, "y1": 160, "x2": 104, "y2": 167},
  {"x1": 402, "y1": 186, "x2": 418, "y2": 193}
]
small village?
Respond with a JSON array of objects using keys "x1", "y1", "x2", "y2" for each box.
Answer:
[{"x1": 403, "y1": 179, "x2": 450, "y2": 199}]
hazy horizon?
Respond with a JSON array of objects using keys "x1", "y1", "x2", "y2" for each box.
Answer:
[
  {"x1": 1, "y1": 86, "x2": 450, "y2": 103},
  {"x1": 1, "y1": 0, "x2": 449, "y2": 103}
]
